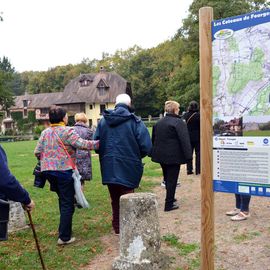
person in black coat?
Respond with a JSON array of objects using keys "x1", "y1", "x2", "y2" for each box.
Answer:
[
  {"x1": 182, "y1": 101, "x2": 200, "y2": 175},
  {"x1": 151, "y1": 101, "x2": 192, "y2": 211}
]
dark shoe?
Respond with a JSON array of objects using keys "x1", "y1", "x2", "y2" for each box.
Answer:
[
  {"x1": 187, "y1": 171, "x2": 193, "y2": 175},
  {"x1": 164, "y1": 204, "x2": 179, "y2": 212},
  {"x1": 196, "y1": 172, "x2": 200, "y2": 175},
  {"x1": 173, "y1": 198, "x2": 177, "y2": 202}
]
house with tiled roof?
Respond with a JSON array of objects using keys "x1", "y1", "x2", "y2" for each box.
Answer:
[{"x1": 1, "y1": 68, "x2": 132, "y2": 133}]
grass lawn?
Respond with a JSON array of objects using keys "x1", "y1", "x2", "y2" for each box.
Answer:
[
  {"x1": 243, "y1": 130, "x2": 270, "y2": 136},
  {"x1": 0, "y1": 140, "x2": 161, "y2": 270}
]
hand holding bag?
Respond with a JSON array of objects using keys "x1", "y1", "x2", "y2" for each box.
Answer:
[{"x1": 52, "y1": 129, "x2": 89, "y2": 208}]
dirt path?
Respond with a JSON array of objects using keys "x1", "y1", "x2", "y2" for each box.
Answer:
[{"x1": 84, "y1": 167, "x2": 270, "y2": 270}]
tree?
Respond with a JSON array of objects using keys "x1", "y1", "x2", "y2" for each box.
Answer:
[
  {"x1": 0, "y1": 57, "x2": 15, "y2": 110},
  {"x1": 172, "y1": 0, "x2": 270, "y2": 109}
]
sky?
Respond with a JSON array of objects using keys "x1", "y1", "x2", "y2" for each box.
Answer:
[{"x1": 0, "y1": 0, "x2": 193, "y2": 72}]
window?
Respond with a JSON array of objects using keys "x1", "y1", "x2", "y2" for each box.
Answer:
[
  {"x1": 97, "y1": 79, "x2": 109, "y2": 96},
  {"x1": 80, "y1": 80, "x2": 90, "y2": 87},
  {"x1": 89, "y1": 119, "x2": 93, "y2": 127},
  {"x1": 89, "y1": 104, "x2": 93, "y2": 110},
  {"x1": 100, "y1": 104, "x2": 106, "y2": 115},
  {"x1": 23, "y1": 100, "x2": 28, "y2": 108},
  {"x1": 5, "y1": 122, "x2": 12, "y2": 129},
  {"x1": 40, "y1": 108, "x2": 49, "y2": 114},
  {"x1": 99, "y1": 87, "x2": 105, "y2": 96}
]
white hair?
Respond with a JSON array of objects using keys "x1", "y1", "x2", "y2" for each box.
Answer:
[{"x1": 115, "y1": 94, "x2": 131, "y2": 106}]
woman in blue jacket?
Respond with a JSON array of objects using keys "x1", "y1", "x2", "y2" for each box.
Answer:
[
  {"x1": 0, "y1": 145, "x2": 34, "y2": 209},
  {"x1": 0, "y1": 144, "x2": 34, "y2": 240},
  {"x1": 94, "y1": 94, "x2": 152, "y2": 235}
]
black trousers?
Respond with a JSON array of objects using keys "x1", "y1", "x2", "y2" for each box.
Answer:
[
  {"x1": 161, "y1": 164, "x2": 180, "y2": 209},
  {"x1": 43, "y1": 170, "x2": 75, "y2": 242},
  {"x1": 187, "y1": 141, "x2": 200, "y2": 174}
]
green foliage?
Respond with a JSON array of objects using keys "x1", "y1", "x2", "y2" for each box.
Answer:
[
  {"x1": 163, "y1": 233, "x2": 200, "y2": 270},
  {"x1": 9, "y1": 0, "x2": 270, "y2": 116},
  {"x1": 143, "y1": 121, "x2": 157, "y2": 128},
  {"x1": 10, "y1": 111, "x2": 36, "y2": 133},
  {"x1": 34, "y1": 125, "x2": 45, "y2": 135},
  {"x1": 244, "y1": 130, "x2": 270, "y2": 136},
  {"x1": 3, "y1": 129, "x2": 14, "y2": 136},
  {"x1": 259, "y1": 121, "x2": 270, "y2": 130},
  {"x1": 162, "y1": 234, "x2": 199, "y2": 256},
  {"x1": 233, "y1": 231, "x2": 261, "y2": 243},
  {"x1": 0, "y1": 56, "x2": 15, "y2": 110}
]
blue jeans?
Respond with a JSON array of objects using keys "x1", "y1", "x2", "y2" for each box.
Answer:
[
  {"x1": 43, "y1": 170, "x2": 75, "y2": 241},
  {"x1": 235, "y1": 194, "x2": 251, "y2": 212}
]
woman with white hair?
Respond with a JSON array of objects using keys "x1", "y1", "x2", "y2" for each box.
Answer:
[
  {"x1": 94, "y1": 94, "x2": 152, "y2": 234},
  {"x1": 151, "y1": 101, "x2": 192, "y2": 211}
]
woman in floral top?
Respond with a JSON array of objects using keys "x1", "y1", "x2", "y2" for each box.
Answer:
[{"x1": 34, "y1": 106, "x2": 99, "y2": 245}]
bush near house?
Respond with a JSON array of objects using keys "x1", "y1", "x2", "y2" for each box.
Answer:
[{"x1": 10, "y1": 111, "x2": 36, "y2": 134}]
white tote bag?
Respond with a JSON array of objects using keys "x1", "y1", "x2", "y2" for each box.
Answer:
[
  {"x1": 72, "y1": 169, "x2": 89, "y2": 208},
  {"x1": 52, "y1": 129, "x2": 90, "y2": 208}
]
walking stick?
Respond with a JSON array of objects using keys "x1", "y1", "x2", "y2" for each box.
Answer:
[{"x1": 26, "y1": 210, "x2": 47, "y2": 270}]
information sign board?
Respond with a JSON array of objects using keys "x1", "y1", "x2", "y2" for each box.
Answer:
[{"x1": 212, "y1": 9, "x2": 270, "y2": 196}]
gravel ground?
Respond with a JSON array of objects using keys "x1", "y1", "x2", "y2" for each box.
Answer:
[{"x1": 84, "y1": 166, "x2": 270, "y2": 270}]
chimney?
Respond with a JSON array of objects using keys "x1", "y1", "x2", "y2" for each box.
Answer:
[{"x1": 100, "y1": 66, "x2": 106, "y2": 72}]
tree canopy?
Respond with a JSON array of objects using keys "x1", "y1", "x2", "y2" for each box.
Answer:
[
  {"x1": 0, "y1": 57, "x2": 15, "y2": 111},
  {"x1": 3, "y1": 0, "x2": 270, "y2": 116}
]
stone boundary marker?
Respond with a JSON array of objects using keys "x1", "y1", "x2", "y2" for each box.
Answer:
[
  {"x1": 8, "y1": 201, "x2": 28, "y2": 232},
  {"x1": 112, "y1": 192, "x2": 170, "y2": 270}
]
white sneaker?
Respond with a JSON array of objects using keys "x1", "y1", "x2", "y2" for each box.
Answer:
[
  {"x1": 57, "y1": 237, "x2": 76, "y2": 245},
  {"x1": 226, "y1": 208, "x2": 240, "y2": 216},
  {"x1": 231, "y1": 212, "x2": 250, "y2": 221},
  {"x1": 161, "y1": 181, "x2": 166, "y2": 187}
]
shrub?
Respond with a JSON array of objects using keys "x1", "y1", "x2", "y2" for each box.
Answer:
[
  {"x1": 34, "y1": 125, "x2": 45, "y2": 135},
  {"x1": 144, "y1": 121, "x2": 157, "y2": 128}
]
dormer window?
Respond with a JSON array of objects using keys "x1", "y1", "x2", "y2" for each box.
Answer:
[
  {"x1": 80, "y1": 79, "x2": 91, "y2": 87},
  {"x1": 79, "y1": 75, "x2": 93, "y2": 87},
  {"x1": 97, "y1": 79, "x2": 109, "y2": 96}
]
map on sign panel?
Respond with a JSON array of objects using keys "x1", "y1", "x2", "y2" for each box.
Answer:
[{"x1": 213, "y1": 23, "x2": 270, "y2": 118}]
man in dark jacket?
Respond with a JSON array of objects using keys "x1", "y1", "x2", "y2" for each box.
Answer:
[
  {"x1": 94, "y1": 94, "x2": 152, "y2": 234},
  {"x1": 0, "y1": 144, "x2": 35, "y2": 240},
  {"x1": 182, "y1": 101, "x2": 200, "y2": 175},
  {"x1": 151, "y1": 101, "x2": 192, "y2": 211}
]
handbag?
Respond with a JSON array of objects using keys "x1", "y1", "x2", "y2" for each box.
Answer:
[
  {"x1": 33, "y1": 161, "x2": 47, "y2": 188},
  {"x1": 0, "y1": 199, "x2": 10, "y2": 241},
  {"x1": 52, "y1": 129, "x2": 89, "y2": 208}
]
